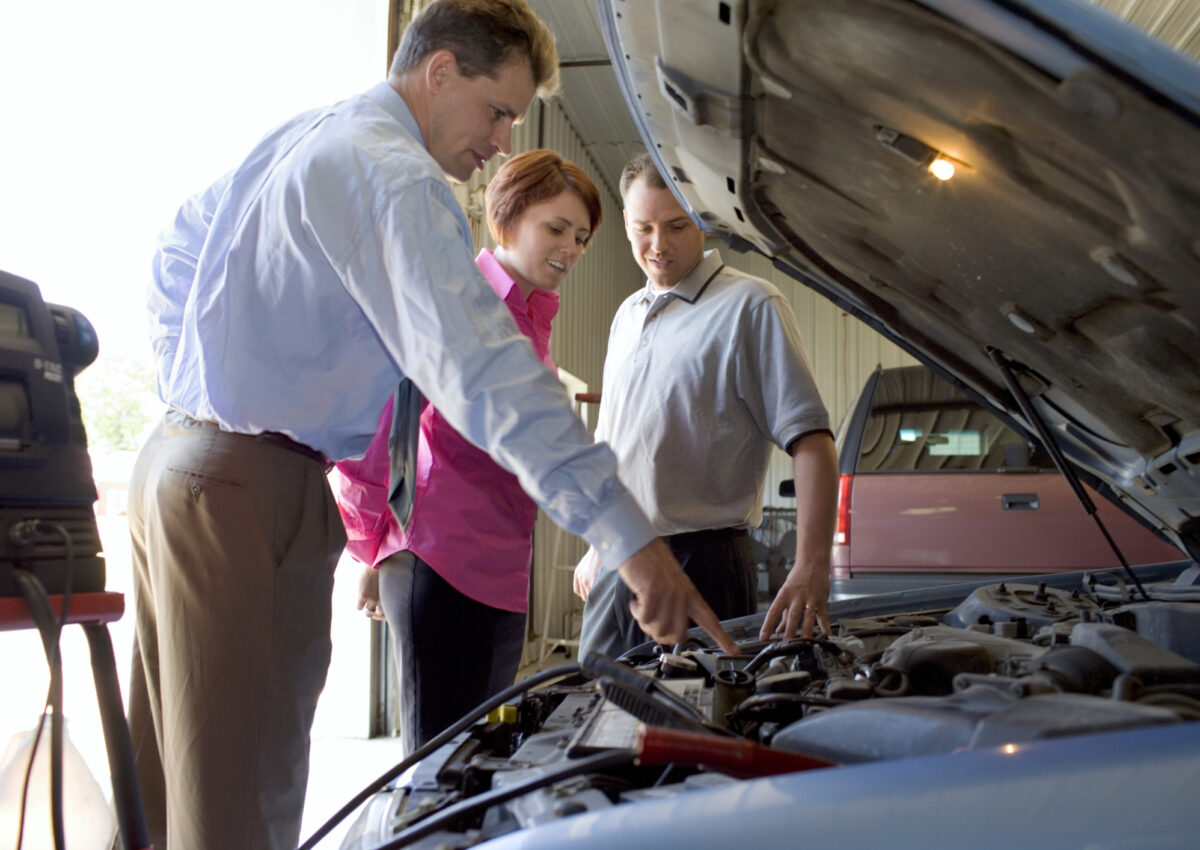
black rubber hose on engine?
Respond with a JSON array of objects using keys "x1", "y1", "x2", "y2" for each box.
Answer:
[{"x1": 296, "y1": 661, "x2": 582, "y2": 850}]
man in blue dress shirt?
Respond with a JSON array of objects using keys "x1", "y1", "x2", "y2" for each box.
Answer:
[{"x1": 128, "y1": 2, "x2": 736, "y2": 847}]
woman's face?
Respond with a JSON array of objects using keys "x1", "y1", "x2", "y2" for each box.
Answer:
[{"x1": 498, "y1": 190, "x2": 592, "y2": 298}]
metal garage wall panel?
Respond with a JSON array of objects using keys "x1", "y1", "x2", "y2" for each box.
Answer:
[
  {"x1": 397, "y1": 0, "x2": 1200, "y2": 672},
  {"x1": 447, "y1": 98, "x2": 926, "y2": 658},
  {"x1": 450, "y1": 98, "x2": 918, "y2": 656},
  {"x1": 448, "y1": 98, "x2": 642, "y2": 660},
  {"x1": 522, "y1": 99, "x2": 644, "y2": 659},
  {"x1": 537, "y1": 101, "x2": 646, "y2": 393},
  {"x1": 1088, "y1": 0, "x2": 1200, "y2": 58},
  {"x1": 452, "y1": 99, "x2": 642, "y2": 394}
]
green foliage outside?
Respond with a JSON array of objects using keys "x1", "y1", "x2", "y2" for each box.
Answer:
[{"x1": 75, "y1": 354, "x2": 162, "y2": 453}]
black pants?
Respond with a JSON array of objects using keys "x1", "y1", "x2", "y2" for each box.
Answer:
[
  {"x1": 377, "y1": 551, "x2": 526, "y2": 756},
  {"x1": 578, "y1": 528, "x2": 756, "y2": 659}
]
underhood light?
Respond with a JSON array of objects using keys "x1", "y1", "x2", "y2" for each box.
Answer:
[
  {"x1": 928, "y1": 157, "x2": 956, "y2": 181},
  {"x1": 875, "y1": 127, "x2": 963, "y2": 181}
]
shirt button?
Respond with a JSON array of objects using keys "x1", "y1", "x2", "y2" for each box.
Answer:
[
  {"x1": 600, "y1": 541, "x2": 611, "y2": 551},
  {"x1": 642, "y1": 339, "x2": 649, "y2": 347}
]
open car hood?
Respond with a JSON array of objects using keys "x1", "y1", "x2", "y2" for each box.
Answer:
[{"x1": 597, "y1": 0, "x2": 1200, "y2": 558}]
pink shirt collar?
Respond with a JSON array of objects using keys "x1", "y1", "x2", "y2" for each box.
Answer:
[{"x1": 476, "y1": 248, "x2": 560, "y2": 325}]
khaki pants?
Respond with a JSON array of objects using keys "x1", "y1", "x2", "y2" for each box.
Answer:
[{"x1": 126, "y1": 411, "x2": 345, "y2": 849}]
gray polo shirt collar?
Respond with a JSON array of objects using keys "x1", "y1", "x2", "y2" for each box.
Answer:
[{"x1": 637, "y1": 249, "x2": 725, "y2": 307}]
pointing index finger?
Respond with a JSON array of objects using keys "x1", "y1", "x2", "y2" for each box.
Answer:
[{"x1": 688, "y1": 592, "x2": 740, "y2": 656}]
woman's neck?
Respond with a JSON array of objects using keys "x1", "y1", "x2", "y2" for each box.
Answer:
[{"x1": 491, "y1": 246, "x2": 533, "y2": 300}]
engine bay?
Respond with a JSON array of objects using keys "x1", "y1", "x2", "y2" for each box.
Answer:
[{"x1": 339, "y1": 566, "x2": 1200, "y2": 850}]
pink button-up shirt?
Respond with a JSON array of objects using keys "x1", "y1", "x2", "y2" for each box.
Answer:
[{"x1": 333, "y1": 249, "x2": 558, "y2": 612}]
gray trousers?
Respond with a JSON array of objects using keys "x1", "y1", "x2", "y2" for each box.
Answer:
[
  {"x1": 377, "y1": 551, "x2": 526, "y2": 757},
  {"x1": 126, "y1": 411, "x2": 345, "y2": 849}
]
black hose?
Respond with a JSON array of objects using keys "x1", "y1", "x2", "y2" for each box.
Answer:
[
  {"x1": 743, "y1": 637, "x2": 839, "y2": 675},
  {"x1": 296, "y1": 662, "x2": 582, "y2": 850},
  {"x1": 11, "y1": 520, "x2": 74, "y2": 850},
  {"x1": 730, "y1": 693, "x2": 846, "y2": 720},
  {"x1": 370, "y1": 749, "x2": 637, "y2": 849}
]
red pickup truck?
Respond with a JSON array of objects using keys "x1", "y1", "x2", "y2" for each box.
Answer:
[{"x1": 826, "y1": 365, "x2": 1183, "y2": 597}]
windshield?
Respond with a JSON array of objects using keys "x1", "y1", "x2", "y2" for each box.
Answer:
[{"x1": 856, "y1": 367, "x2": 1056, "y2": 474}]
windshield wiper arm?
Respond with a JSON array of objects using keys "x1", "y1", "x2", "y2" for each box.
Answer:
[{"x1": 986, "y1": 347, "x2": 1150, "y2": 601}]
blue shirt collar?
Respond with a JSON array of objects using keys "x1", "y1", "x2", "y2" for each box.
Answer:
[{"x1": 365, "y1": 81, "x2": 427, "y2": 148}]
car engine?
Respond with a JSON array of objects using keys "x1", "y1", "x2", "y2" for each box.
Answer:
[{"x1": 338, "y1": 565, "x2": 1200, "y2": 850}]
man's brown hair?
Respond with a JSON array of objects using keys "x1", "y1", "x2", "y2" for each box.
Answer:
[
  {"x1": 619, "y1": 151, "x2": 669, "y2": 200},
  {"x1": 391, "y1": 0, "x2": 560, "y2": 97}
]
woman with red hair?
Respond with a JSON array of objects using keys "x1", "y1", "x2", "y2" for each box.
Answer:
[{"x1": 335, "y1": 148, "x2": 602, "y2": 754}]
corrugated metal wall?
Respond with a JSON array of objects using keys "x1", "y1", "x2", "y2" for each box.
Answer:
[
  {"x1": 374, "y1": 0, "x2": 1200, "y2": 704},
  {"x1": 451, "y1": 98, "x2": 641, "y2": 393},
  {"x1": 450, "y1": 99, "x2": 646, "y2": 658},
  {"x1": 405, "y1": 0, "x2": 1200, "y2": 661},
  {"x1": 1088, "y1": 0, "x2": 1200, "y2": 56},
  {"x1": 449, "y1": 98, "x2": 916, "y2": 659}
]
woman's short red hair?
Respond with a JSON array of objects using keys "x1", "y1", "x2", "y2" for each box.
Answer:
[{"x1": 486, "y1": 149, "x2": 602, "y2": 247}]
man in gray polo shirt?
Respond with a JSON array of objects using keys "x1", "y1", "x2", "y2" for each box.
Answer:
[{"x1": 575, "y1": 152, "x2": 839, "y2": 659}]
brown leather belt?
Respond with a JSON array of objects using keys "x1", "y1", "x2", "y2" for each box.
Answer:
[
  {"x1": 255, "y1": 430, "x2": 330, "y2": 469},
  {"x1": 665, "y1": 527, "x2": 749, "y2": 545},
  {"x1": 173, "y1": 410, "x2": 331, "y2": 470}
]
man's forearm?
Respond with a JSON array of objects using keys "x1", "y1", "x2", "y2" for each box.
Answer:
[
  {"x1": 759, "y1": 431, "x2": 838, "y2": 639},
  {"x1": 788, "y1": 431, "x2": 838, "y2": 572}
]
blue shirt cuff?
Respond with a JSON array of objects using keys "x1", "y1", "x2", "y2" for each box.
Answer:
[{"x1": 581, "y1": 486, "x2": 658, "y2": 573}]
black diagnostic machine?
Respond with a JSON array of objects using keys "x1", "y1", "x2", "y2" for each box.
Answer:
[{"x1": 1, "y1": 269, "x2": 105, "y2": 596}]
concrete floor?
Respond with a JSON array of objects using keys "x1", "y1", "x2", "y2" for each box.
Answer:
[{"x1": 301, "y1": 733, "x2": 409, "y2": 849}]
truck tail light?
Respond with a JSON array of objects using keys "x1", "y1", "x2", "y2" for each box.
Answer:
[{"x1": 834, "y1": 474, "x2": 852, "y2": 545}]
